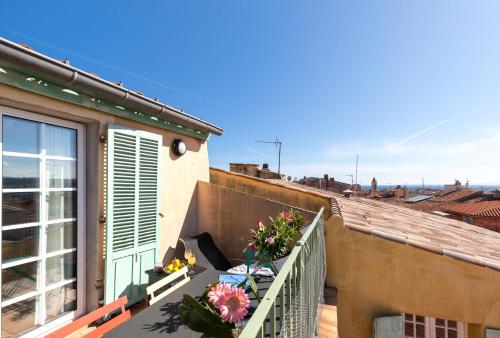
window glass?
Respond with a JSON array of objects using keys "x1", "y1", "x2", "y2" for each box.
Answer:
[
  {"x1": 46, "y1": 124, "x2": 76, "y2": 158},
  {"x1": 47, "y1": 222, "x2": 76, "y2": 253},
  {"x1": 2, "y1": 116, "x2": 40, "y2": 154},
  {"x1": 416, "y1": 323, "x2": 425, "y2": 338},
  {"x1": 2, "y1": 227, "x2": 39, "y2": 263},
  {"x1": 2, "y1": 262, "x2": 38, "y2": 300},
  {"x1": 2, "y1": 192, "x2": 40, "y2": 226},
  {"x1": 45, "y1": 282, "x2": 77, "y2": 323},
  {"x1": 46, "y1": 160, "x2": 76, "y2": 188},
  {"x1": 1, "y1": 296, "x2": 38, "y2": 337},
  {"x1": 3, "y1": 156, "x2": 40, "y2": 189},
  {"x1": 46, "y1": 252, "x2": 77, "y2": 286},
  {"x1": 48, "y1": 191, "x2": 77, "y2": 220}
]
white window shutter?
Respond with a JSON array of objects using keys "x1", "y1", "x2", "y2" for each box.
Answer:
[
  {"x1": 373, "y1": 316, "x2": 404, "y2": 338},
  {"x1": 487, "y1": 329, "x2": 500, "y2": 338}
]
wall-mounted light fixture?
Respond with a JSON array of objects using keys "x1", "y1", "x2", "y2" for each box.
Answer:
[{"x1": 172, "y1": 139, "x2": 187, "y2": 156}]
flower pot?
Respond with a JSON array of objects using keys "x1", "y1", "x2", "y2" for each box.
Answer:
[
  {"x1": 300, "y1": 223, "x2": 311, "y2": 236},
  {"x1": 271, "y1": 255, "x2": 289, "y2": 272}
]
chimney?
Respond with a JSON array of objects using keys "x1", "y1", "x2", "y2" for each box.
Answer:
[{"x1": 262, "y1": 163, "x2": 269, "y2": 171}]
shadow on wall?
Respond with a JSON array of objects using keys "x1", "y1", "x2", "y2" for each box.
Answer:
[{"x1": 195, "y1": 181, "x2": 317, "y2": 262}]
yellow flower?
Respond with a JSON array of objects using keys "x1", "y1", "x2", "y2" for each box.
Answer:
[{"x1": 188, "y1": 256, "x2": 196, "y2": 266}]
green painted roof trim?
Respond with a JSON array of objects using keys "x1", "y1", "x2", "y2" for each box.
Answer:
[{"x1": 0, "y1": 66, "x2": 210, "y2": 140}]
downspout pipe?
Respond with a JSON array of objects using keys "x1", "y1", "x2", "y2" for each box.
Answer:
[{"x1": 0, "y1": 37, "x2": 223, "y2": 136}]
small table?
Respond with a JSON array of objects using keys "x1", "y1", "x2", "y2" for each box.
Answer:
[{"x1": 104, "y1": 268, "x2": 273, "y2": 338}]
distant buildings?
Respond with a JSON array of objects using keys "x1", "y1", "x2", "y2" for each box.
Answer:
[
  {"x1": 229, "y1": 163, "x2": 283, "y2": 179},
  {"x1": 444, "y1": 179, "x2": 469, "y2": 191},
  {"x1": 296, "y1": 174, "x2": 353, "y2": 193},
  {"x1": 444, "y1": 200, "x2": 500, "y2": 231}
]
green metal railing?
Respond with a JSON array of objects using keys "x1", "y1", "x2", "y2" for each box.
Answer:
[{"x1": 239, "y1": 207, "x2": 326, "y2": 338}]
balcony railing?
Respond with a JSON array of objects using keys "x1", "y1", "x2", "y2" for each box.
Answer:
[{"x1": 239, "y1": 207, "x2": 326, "y2": 338}]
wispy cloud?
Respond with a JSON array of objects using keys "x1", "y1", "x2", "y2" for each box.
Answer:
[
  {"x1": 325, "y1": 134, "x2": 500, "y2": 158},
  {"x1": 392, "y1": 119, "x2": 450, "y2": 146}
]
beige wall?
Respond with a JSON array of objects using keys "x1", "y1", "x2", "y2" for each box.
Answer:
[
  {"x1": 0, "y1": 84, "x2": 210, "y2": 311},
  {"x1": 326, "y1": 217, "x2": 500, "y2": 338},
  {"x1": 210, "y1": 168, "x2": 333, "y2": 220},
  {"x1": 197, "y1": 181, "x2": 317, "y2": 262}
]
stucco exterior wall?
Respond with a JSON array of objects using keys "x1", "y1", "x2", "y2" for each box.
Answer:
[
  {"x1": 0, "y1": 83, "x2": 210, "y2": 311},
  {"x1": 210, "y1": 168, "x2": 333, "y2": 220},
  {"x1": 197, "y1": 181, "x2": 317, "y2": 262},
  {"x1": 327, "y1": 217, "x2": 500, "y2": 338}
]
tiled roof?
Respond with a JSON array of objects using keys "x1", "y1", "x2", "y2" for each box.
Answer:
[
  {"x1": 405, "y1": 195, "x2": 433, "y2": 203},
  {"x1": 444, "y1": 201, "x2": 500, "y2": 217},
  {"x1": 265, "y1": 180, "x2": 500, "y2": 272},
  {"x1": 433, "y1": 189, "x2": 483, "y2": 202}
]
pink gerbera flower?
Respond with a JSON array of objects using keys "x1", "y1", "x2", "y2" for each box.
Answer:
[
  {"x1": 216, "y1": 287, "x2": 250, "y2": 323},
  {"x1": 207, "y1": 283, "x2": 232, "y2": 307}
]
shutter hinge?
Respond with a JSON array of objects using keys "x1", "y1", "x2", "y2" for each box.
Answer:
[
  {"x1": 99, "y1": 215, "x2": 106, "y2": 223},
  {"x1": 99, "y1": 135, "x2": 107, "y2": 143}
]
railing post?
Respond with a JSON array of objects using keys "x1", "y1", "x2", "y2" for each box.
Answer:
[{"x1": 270, "y1": 300, "x2": 276, "y2": 338}]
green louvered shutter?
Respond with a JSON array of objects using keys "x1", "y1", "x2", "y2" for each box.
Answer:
[{"x1": 105, "y1": 124, "x2": 161, "y2": 305}]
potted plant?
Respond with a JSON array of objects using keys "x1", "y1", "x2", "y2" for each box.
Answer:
[
  {"x1": 246, "y1": 209, "x2": 305, "y2": 271},
  {"x1": 179, "y1": 278, "x2": 257, "y2": 338}
]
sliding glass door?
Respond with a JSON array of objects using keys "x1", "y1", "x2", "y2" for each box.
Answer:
[{"x1": 0, "y1": 108, "x2": 84, "y2": 338}]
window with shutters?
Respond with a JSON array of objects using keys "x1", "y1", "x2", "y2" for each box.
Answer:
[{"x1": 403, "y1": 313, "x2": 467, "y2": 338}]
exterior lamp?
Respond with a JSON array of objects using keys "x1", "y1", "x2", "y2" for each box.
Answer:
[{"x1": 172, "y1": 139, "x2": 187, "y2": 156}]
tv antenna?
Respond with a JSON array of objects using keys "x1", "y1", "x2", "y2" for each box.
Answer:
[
  {"x1": 255, "y1": 138, "x2": 282, "y2": 174},
  {"x1": 345, "y1": 174, "x2": 354, "y2": 186}
]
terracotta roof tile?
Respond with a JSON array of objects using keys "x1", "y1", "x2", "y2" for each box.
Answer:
[
  {"x1": 265, "y1": 180, "x2": 500, "y2": 272},
  {"x1": 444, "y1": 201, "x2": 500, "y2": 217},
  {"x1": 434, "y1": 189, "x2": 483, "y2": 202}
]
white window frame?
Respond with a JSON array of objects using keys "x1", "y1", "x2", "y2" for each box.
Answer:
[
  {"x1": 403, "y1": 313, "x2": 467, "y2": 338},
  {"x1": 0, "y1": 106, "x2": 86, "y2": 338}
]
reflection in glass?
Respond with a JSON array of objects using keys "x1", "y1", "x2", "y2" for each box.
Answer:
[
  {"x1": 46, "y1": 124, "x2": 76, "y2": 158},
  {"x1": 48, "y1": 192, "x2": 76, "y2": 220},
  {"x1": 3, "y1": 157, "x2": 40, "y2": 189},
  {"x1": 2, "y1": 192, "x2": 40, "y2": 226},
  {"x1": 46, "y1": 160, "x2": 76, "y2": 188},
  {"x1": 45, "y1": 282, "x2": 77, "y2": 323},
  {"x1": 1, "y1": 295, "x2": 38, "y2": 337},
  {"x1": 416, "y1": 323, "x2": 425, "y2": 338},
  {"x1": 46, "y1": 252, "x2": 76, "y2": 286},
  {"x1": 2, "y1": 227, "x2": 39, "y2": 263},
  {"x1": 3, "y1": 116, "x2": 40, "y2": 154},
  {"x1": 47, "y1": 222, "x2": 76, "y2": 253},
  {"x1": 2, "y1": 262, "x2": 38, "y2": 301}
]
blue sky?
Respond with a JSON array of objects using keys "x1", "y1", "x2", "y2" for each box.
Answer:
[{"x1": 1, "y1": 1, "x2": 500, "y2": 185}]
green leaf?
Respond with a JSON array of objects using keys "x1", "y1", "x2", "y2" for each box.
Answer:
[
  {"x1": 246, "y1": 273, "x2": 261, "y2": 303},
  {"x1": 179, "y1": 295, "x2": 234, "y2": 338}
]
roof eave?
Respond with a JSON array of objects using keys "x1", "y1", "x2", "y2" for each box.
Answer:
[{"x1": 0, "y1": 37, "x2": 223, "y2": 136}]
